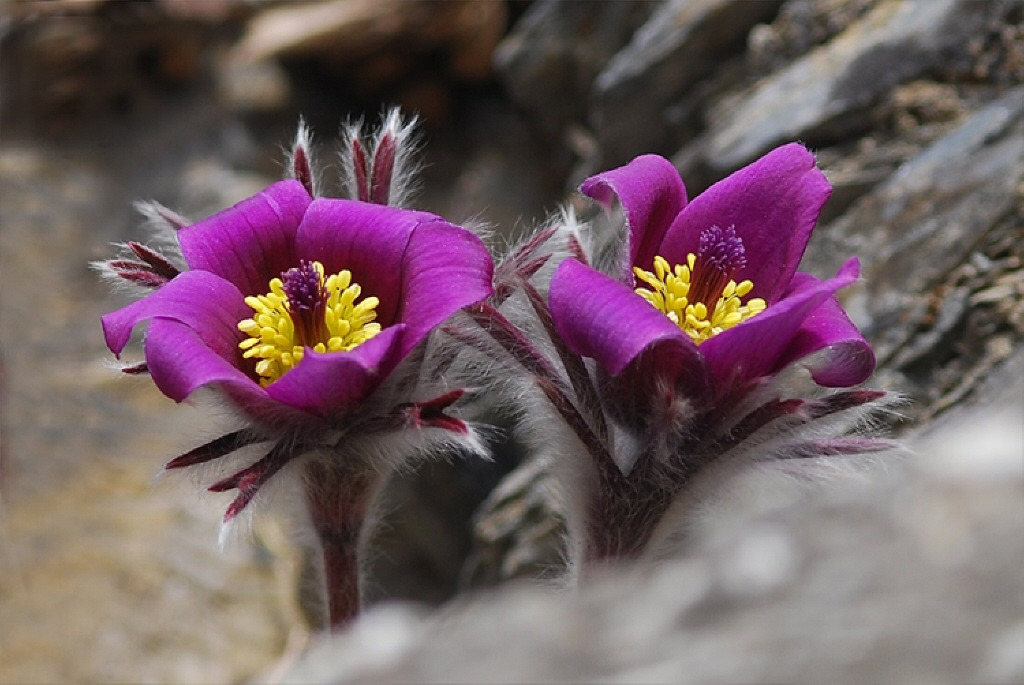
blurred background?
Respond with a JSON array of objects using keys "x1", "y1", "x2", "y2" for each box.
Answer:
[{"x1": 1, "y1": 0, "x2": 1021, "y2": 682}]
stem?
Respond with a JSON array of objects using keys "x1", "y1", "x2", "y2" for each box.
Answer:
[
  {"x1": 582, "y1": 478, "x2": 671, "y2": 566},
  {"x1": 579, "y1": 448, "x2": 676, "y2": 568},
  {"x1": 303, "y1": 461, "x2": 381, "y2": 630}
]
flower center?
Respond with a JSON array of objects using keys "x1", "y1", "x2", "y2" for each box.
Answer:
[
  {"x1": 237, "y1": 260, "x2": 382, "y2": 386},
  {"x1": 633, "y1": 226, "x2": 766, "y2": 345}
]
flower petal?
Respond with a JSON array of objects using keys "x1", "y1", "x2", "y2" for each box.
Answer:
[
  {"x1": 178, "y1": 180, "x2": 311, "y2": 296},
  {"x1": 143, "y1": 317, "x2": 258, "y2": 403},
  {"x1": 295, "y1": 198, "x2": 440, "y2": 326},
  {"x1": 657, "y1": 143, "x2": 831, "y2": 302},
  {"x1": 101, "y1": 270, "x2": 249, "y2": 361},
  {"x1": 143, "y1": 318, "x2": 320, "y2": 426},
  {"x1": 580, "y1": 154, "x2": 688, "y2": 277},
  {"x1": 395, "y1": 219, "x2": 494, "y2": 357},
  {"x1": 550, "y1": 258, "x2": 704, "y2": 382},
  {"x1": 700, "y1": 258, "x2": 863, "y2": 392},
  {"x1": 265, "y1": 325, "x2": 406, "y2": 416},
  {"x1": 775, "y1": 271, "x2": 876, "y2": 387}
]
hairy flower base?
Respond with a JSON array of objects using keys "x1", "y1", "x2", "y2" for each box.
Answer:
[
  {"x1": 634, "y1": 253, "x2": 766, "y2": 344},
  {"x1": 238, "y1": 260, "x2": 381, "y2": 385}
]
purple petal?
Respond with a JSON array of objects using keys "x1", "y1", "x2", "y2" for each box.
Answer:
[
  {"x1": 295, "y1": 198, "x2": 440, "y2": 325},
  {"x1": 143, "y1": 317, "x2": 259, "y2": 404},
  {"x1": 178, "y1": 180, "x2": 311, "y2": 296},
  {"x1": 549, "y1": 259, "x2": 704, "y2": 382},
  {"x1": 657, "y1": 143, "x2": 831, "y2": 302},
  {"x1": 144, "y1": 318, "x2": 322, "y2": 425},
  {"x1": 580, "y1": 154, "x2": 688, "y2": 277},
  {"x1": 102, "y1": 270, "x2": 310, "y2": 421},
  {"x1": 265, "y1": 325, "x2": 405, "y2": 416},
  {"x1": 700, "y1": 258, "x2": 862, "y2": 393},
  {"x1": 101, "y1": 270, "x2": 249, "y2": 360},
  {"x1": 774, "y1": 269, "x2": 876, "y2": 387},
  {"x1": 145, "y1": 320, "x2": 412, "y2": 424},
  {"x1": 394, "y1": 219, "x2": 494, "y2": 357}
]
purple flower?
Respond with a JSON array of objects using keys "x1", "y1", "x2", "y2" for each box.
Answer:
[
  {"x1": 97, "y1": 116, "x2": 497, "y2": 629},
  {"x1": 501, "y1": 144, "x2": 893, "y2": 566},
  {"x1": 550, "y1": 143, "x2": 875, "y2": 404},
  {"x1": 102, "y1": 179, "x2": 494, "y2": 426}
]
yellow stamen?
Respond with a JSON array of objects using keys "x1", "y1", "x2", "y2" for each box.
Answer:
[
  {"x1": 237, "y1": 261, "x2": 382, "y2": 386},
  {"x1": 634, "y1": 254, "x2": 766, "y2": 345}
]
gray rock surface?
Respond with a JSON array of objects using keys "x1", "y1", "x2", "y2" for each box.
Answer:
[
  {"x1": 806, "y1": 86, "x2": 1024, "y2": 423},
  {"x1": 591, "y1": 0, "x2": 783, "y2": 169},
  {"x1": 493, "y1": 0, "x2": 656, "y2": 147},
  {"x1": 703, "y1": 0, "x2": 980, "y2": 171}
]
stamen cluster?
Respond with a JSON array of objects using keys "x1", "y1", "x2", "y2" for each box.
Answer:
[
  {"x1": 634, "y1": 253, "x2": 766, "y2": 344},
  {"x1": 238, "y1": 260, "x2": 381, "y2": 385}
]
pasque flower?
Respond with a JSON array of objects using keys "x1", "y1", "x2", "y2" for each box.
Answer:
[
  {"x1": 483, "y1": 144, "x2": 891, "y2": 568},
  {"x1": 98, "y1": 115, "x2": 494, "y2": 628},
  {"x1": 102, "y1": 180, "x2": 492, "y2": 424},
  {"x1": 551, "y1": 143, "x2": 875, "y2": 405}
]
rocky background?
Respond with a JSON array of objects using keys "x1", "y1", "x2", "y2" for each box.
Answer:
[{"x1": 1, "y1": 0, "x2": 1021, "y2": 682}]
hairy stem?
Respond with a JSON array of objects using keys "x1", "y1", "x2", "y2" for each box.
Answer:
[
  {"x1": 581, "y1": 464, "x2": 674, "y2": 566},
  {"x1": 303, "y1": 460, "x2": 381, "y2": 630}
]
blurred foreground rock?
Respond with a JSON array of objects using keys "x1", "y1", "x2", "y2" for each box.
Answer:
[{"x1": 284, "y1": 392, "x2": 1024, "y2": 683}]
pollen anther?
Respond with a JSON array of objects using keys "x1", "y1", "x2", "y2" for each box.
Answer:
[
  {"x1": 237, "y1": 261, "x2": 381, "y2": 386},
  {"x1": 634, "y1": 252, "x2": 766, "y2": 345}
]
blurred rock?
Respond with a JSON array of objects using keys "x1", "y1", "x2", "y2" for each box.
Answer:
[
  {"x1": 229, "y1": 0, "x2": 507, "y2": 124},
  {"x1": 0, "y1": 137, "x2": 297, "y2": 684},
  {"x1": 590, "y1": 0, "x2": 784, "y2": 170},
  {"x1": 813, "y1": 79, "x2": 971, "y2": 223},
  {"x1": 282, "y1": 399, "x2": 1024, "y2": 684},
  {"x1": 363, "y1": 460, "x2": 497, "y2": 608},
  {"x1": 494, "y1": 0, "x2": 656, "y2": 147},
  {"x1": 460, "y1": 453, "x2": 566, "y2": 588},
  {"x1": 747, "y1": 0, "x2": 877, "y2": 74},
  {"x1": 0, "y1": 0, "x2": 243, "y2": 134}
]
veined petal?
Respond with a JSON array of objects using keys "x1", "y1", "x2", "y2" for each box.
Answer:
[
  {"x1": 144, "y1": 317, "x2": 258, "y2": 403},
  {"x1": 395, "y1": 219, "x2": 494, "y2": 358},
  {"x1": 775, "y1": 261, "x2": 876, "y2": 387},
  {"x1": 265, "y1": 325, "x2": 406, "y2": 416},
  {"x1": 145, "y1": 318, "x2": 317, "y2": 426},
  {"x1": 580, "y1": 154, "x2": 688, "y2": 278},
  {"x1": 294, "y1": 198, "x2": 440, "y2": 326},
  {"x1": 101, "y1": 270, "x2": 249, "y2": 360},
  {"x1": 700, "y1": 258, "x2": 862, "y2": 392},
  {"x1": 178, "y1": 180, "x2": 311, "y2": 296},
  {"x1": 658, "y1": 143, "x2": 831, "y2": 302},
  {"x1": 550, "y1": 258, "x2": 704, "y2": 382}
]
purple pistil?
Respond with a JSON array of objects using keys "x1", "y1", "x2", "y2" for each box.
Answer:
[
  {"x1": 689, "y1": 225, "x2": 747, "y2": 306},
  {"x1": 281, "y1": 260, "x2": 328, "y2": 347}
]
